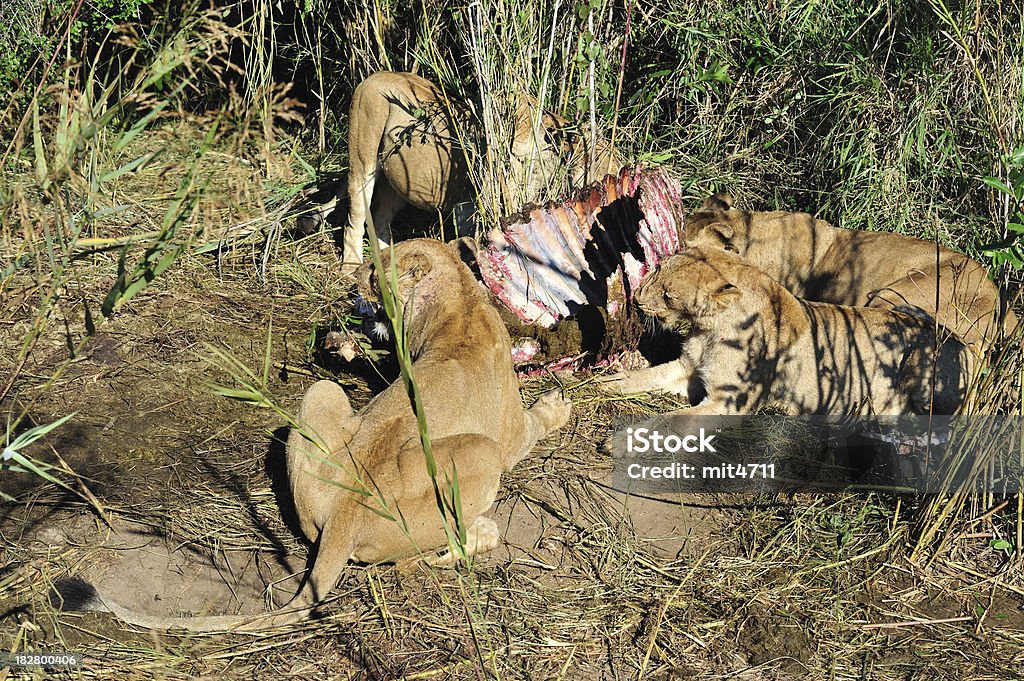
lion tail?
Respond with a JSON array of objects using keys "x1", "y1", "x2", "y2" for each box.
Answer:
[{"x1": 49, "y1": 574, "x2": 331, "y2": 635}]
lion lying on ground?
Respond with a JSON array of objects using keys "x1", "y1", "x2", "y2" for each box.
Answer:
[
  {"x1": 678, "y1": 194, "x2": 1017, "y2": 354},
  {"x1": 54, "y1": 239, "x2": 571, "y2": 633},
  {"x1": 322, "y1": 71, "x2": 619, "y2": 273},
  {"x1": 603, "y1": 247, "x2": 973, "y2": 416}
]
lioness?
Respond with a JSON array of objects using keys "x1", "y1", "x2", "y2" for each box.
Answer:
[
  {"x1": 336, "y1": 71, "x2": 619, "y2": 273},
  {"x1": 54, "y1": 239, "x2": 571, "y2": 633},
  {"x1": 680, "y1": 194, "x2": 1018, "y2": 354},
  {"x1": 604, "y1": 247, "x2": 972, "y2": 416}
]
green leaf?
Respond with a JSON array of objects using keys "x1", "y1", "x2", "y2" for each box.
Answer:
[
  {"x1": 100, "y1": 150, "x2": 163, "y2": 184},
  {"x1": 101, "y1": 246, "x2": 130, "y2": 317},
  {"x1": 112, "y1": 96, "x2": 175, "y2": 153},
  {"x1": 2, "y1": 413, "x2": 79, "y2": 492},
  {"x1": 981, "y1": 176, "x2": 1013, "y2": 196},
  {"x1": 3, "y1": 452, "x2": 66, "y2": 488},
  {"x1": 117, "y1": 243, "x2": 186, "y2": 307},
  {"x1": 208, "y1": 385, "x2": 274, "y2": 408},
  {"x1": 82, "y1": 204, "x2": 134, "y2": 223},
  {"x1": 261, "y1": 318, "x2": 273, "y2": 390},
  {"x1": 294, "y1": 153, "x2": 316, "y2": 179},
  {"x1": 83, "y1": 298, "x2": 96, "y2": 336},
  {"x1": 1, "y1": 255, "x2": 33, "y2": 282},
  {"x1": 698, "y1": 60, "x2": 732, "y2": 84},
  {"x1": 991, "y1": 539, "x2": 1013, "y2": 551},
  {"x1": 4, "y1": 413, "x2": 77, "y2": 455},
  {"x1": 644, "y1": 151, "x2": 674, "y2": 163},
  {"x1": 353, "y1": 497, "x2": 398, "y2": 520}
]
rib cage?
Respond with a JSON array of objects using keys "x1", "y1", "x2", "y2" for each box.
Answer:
[{"x1": 476, "y1": 166, "x2": 685, "y2": 328}]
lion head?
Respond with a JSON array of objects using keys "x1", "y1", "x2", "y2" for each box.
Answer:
[
  {"x1": 635, "y1": 247, "x2": 745, "y2": 332},
  {"x1": 353, "y1": 238, "x2": 478, "y2": 342},
  {"x1": 680, "y1": 194, "x2": 744, "y2": 253}
]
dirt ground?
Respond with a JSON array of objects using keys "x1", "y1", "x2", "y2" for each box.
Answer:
[{"x1": 1, "y1": 227, "x2": 1023, "y2": 680}]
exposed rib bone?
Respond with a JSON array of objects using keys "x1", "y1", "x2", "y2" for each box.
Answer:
[{"x1": 477, "y1": 166, "x2": 684, "y2": 329}]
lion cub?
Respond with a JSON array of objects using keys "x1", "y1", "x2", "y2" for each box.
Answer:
[
  {"x1": 619, "y1": 247, "x2": 973, "y2": 416},
  {"x1": 55, "y1": 239, "x2": 571, "y2": 633},
  {"x1": 681, "y1": 195, "x2": 1017, "y2": 354},
  {"x1": 335, "y1": 71, "x2": 619, "y2": 273}
]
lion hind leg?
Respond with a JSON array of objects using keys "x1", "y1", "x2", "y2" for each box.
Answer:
[
  {"x1": 344, "y1": 167, "x2": 405, "y2": 273},
  {"x1": 287, "y1": 380, "x2": 361, "y2": 542},
  {"x1": 289, "y1": 380, "x2": 359, "y2": 455},
  {"x1": 366, "y1": 177, "x2": 404, "y2": 250},
  {"x1": 343, "y1": 167, "x2": 375, "y2": 272},
  {"x1": 867, "y1": 266, "x2": 1005, "y2": 354},
  {"x1": 345, "y1": 81, "x2": 390, "y2": 271}
]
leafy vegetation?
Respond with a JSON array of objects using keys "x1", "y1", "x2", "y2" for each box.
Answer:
[{"x1": 982, "y1": 146, "x2": 1024, "y2": 269}]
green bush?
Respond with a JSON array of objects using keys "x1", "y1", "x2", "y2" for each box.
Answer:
[
  {"x1": 1, "y1": 0, "x2": 155, "y2": 96},
  {"x1": 268, "y1": 0, "x2": 1022, "y2": 277}
]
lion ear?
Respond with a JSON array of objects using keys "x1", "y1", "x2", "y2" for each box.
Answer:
[
  {"x1": 711, "y1": 283, "x2": 741, "y2": 309},
  {"x1": 397, "y1": 251, "x2": 433, "y2": 284},
  {"x1": 449, "y1": 236, "x2": 479, "y2": 269},
  {"x1": 712, "y1": 223, "x2": 734, "y2": 240},
  {"x1": 701, "y1": 193, "x2": 734, "y2": 211},
  {"x1": 353, "y1": 261, "x2": 373, "y2": 290},
  {"x1": 701, "y1": 223, "x2": 736, "y2": 251}
]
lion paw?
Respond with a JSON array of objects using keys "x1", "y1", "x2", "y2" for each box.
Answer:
[
  {"x1": 532, "y1": 389, "x2": 572, "y2": 431},
  {"x1": 423, "y1": 516, "x2": 501, "y2": 568},
  {"x1": 593, "y1": 371, "x2": 631, "y2": 392}
]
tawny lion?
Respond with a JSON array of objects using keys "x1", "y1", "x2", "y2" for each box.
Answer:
[
  {"x1": 681, "y1": 194, "x2": 1018, "y2": 354},
  {"x1": 53, "y1": 239, "x2": 571, "y2": 633},
  {"x1": 328, "y1": 71, "x2": 619, "y2": 273},
  {"x1": 606, "y1": 247, "x2": 973, "y2": 416}
]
